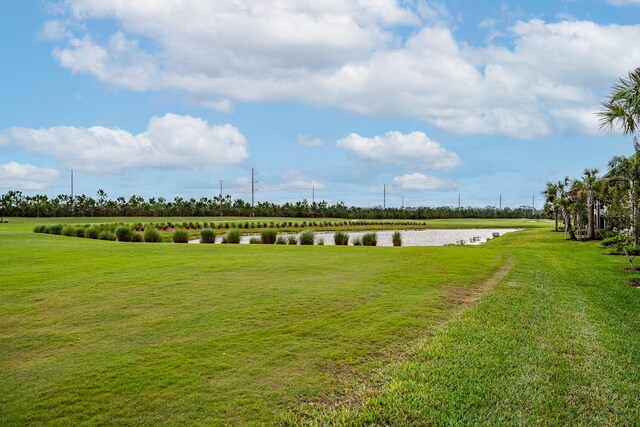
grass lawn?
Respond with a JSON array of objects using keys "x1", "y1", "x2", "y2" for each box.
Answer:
[{"x1": 1, "y1": 218, "x2": 639, "y2": 425}]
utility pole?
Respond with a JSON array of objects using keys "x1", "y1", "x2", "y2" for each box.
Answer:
[
  {"x1": 383, "y1": 185, "x2": 386, "y2": 209},
  {"x1": 458, "y1": 192, "x2": 461, "y2": 209},
  {"x1": 312, "y1": 185, "x2": 315, "y2": 204},
  {"x1": 532, "y1": 195, "x2": 535, "y2": 216},
  {"x1": 401, "y1": 195, "x2": 404, "y2": 209},
  {"x1": 70, "y1": 169, "x2": 74, "y2": 217},
  {"x1": 219, "y1": 180, "x2": 223, "y2": 198},
  {"x1": 499, "y1": 194, "x2": 502, "y2": 210}
]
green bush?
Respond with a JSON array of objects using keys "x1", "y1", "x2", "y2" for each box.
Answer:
[
  {"x1": 61, "y1": 225, "x2": 76, "y2": 237},
  {"x1": 317, "y1": 238, "x2": 324, "y2": 246},
  {"x1": 172, "y1": 229, "x2": 190, "y2": 243},
  {"x1": 84, "y1": 226, "x2": 100, "y2": 239},
  {"x1": 362, "y1": 232, "x2": 377, "y2": 246},
  {"x1": 224, "y1": 229, "x2": 242, "y2": 244},
  {"x1": 334, "y1": 231, "x2": 349, "y2": 246},
  {"x1": 200, "y1": 229, "x2": 216, "y2": 244},
  {"x1": 249, "y1": 237, "x2": 261, "y2": 244},
  {"x1": 115, "y1": 226, "x2": 134, "y2": 242},
  {"x1": 74, "y1": 227, "x2": 86, "y2": 238},
  {"x1": 33, "y1": 225, "x2": 46, "y2": 233},
  {"x1": 392, "y1": 231, "x2": 402, "y2": 247},
  {"x1": 144, "y1": 226, "x2": 163, "y2": 243},
  {"x1": 602, "y1": 235, "x2": 630, "y2": 247},
  {"x1": 287, "y1": 235, "x2": 298, "y2": 245},
  {"x1": 261, "y1": 229, "x2": 278, "y2": 244},
  {"x1": 352, "y1": 236, "x2": 362, "y2": 246},
  {"x1": 98, "y1": 230, "x2": 117, "y2": 241},
  {"x1": 299, "y1": 231, "x2": 314, "y2": 245},
  {"x1": 46, "y1": 224, "x2": 63, "y2": 235},
  {"x1": 276, "y1": 236, "x2": 287, "y2": 245},
  {"x1": 131, "y1": 232, "x2": 143, "y2": 242}
]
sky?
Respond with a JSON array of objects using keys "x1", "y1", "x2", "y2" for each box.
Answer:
[{"x1": 1, "y1": 0, "x2": 639, "y2": 208}]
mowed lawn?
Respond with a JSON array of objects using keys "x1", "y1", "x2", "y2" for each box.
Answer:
[
  {"x1": 290, "y1": 229, "x2": 640, "y2": 425},
  {"x1": 0, "y1": 223, "x2": 505, "y2": 425}
]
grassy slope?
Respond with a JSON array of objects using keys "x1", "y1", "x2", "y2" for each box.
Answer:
[
  {"x1": 292, "y1": 229, "x2": 640, "y2": 425},
  {"x1": 0, "y1": 224, "x2": 504, "y2": 426}
]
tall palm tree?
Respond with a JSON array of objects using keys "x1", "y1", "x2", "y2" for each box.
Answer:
[
  {"x1": 599, "y1": 67, "x2": 640, "y2": 136},
  {"x1": 543, "y1": 181, "x2": 560, "y2": 232},
  {"x1": 552, "y1": 178, "x2": 576, "y2": 240},
  {"x1": 575, "y1": 168, "x2": 601, "y2": 240}
]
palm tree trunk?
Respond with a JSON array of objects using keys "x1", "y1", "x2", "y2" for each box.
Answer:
[{"x1": 562, "y1": 206, "x2": 576, "y2": 240}]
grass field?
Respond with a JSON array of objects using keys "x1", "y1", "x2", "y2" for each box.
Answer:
[{"x1": 1, "y1": 218, "x2": 639, "y2": 425}]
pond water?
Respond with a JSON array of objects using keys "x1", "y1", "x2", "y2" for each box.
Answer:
[{"x1": 189, "y1": 228, "x2": 521, "y2": 246}]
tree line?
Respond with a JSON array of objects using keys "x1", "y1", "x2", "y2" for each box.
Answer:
[{"x1": 0, "y1": 190, "x2": 544, "y2": 220}]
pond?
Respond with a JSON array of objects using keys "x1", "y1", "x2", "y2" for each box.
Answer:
[{"x1": 189, "y1": 228, "x2": 521, "y2": 246}]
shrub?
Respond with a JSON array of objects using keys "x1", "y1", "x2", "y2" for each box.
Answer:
[
  {"x1": 362, "y1": 232, "x2": 377, "y2": 246},
  {"x1": 61, "y1": 226, "x2": 76, "y2": 237},
  {"x1": 602, "y1": 235, "x2": 630, "y2": 247},
  {"x1": 249, "y1": 237, "x2": 261, "y2": 244},
  {"x1": 172, "y1": 229, "x2": 190, "y2": 243},
  {"x1": 317, "y1": 238, "x2": 324, "y2": 245},
  {"x1": 48, "y1": 225, "x2": 61, "y2": 235},
  {"x1": 287, "y1": 235, "x2": 298, "y2": 245},
  {"x1": 334, "y1": 231, "x2": 349, "y2": 246},
  {"x1": 352, "y1": 236, "x2": 362, "y2": 246},
  {"x1": 98, "y1": 230, "x2": 117, "y2": 241},
  {"x1": 74, "y1": 227, "x2": 87, "y2": 238},
  {"x1": 84, "y1": 226, "x2": 100, "y2": 239},
  {"x1": 224, "y1": 229, "x2": 242, "y2": 244},
  {"x1": 200, "y1": 229, "x2": 216, "y2": 244},
  {"x1": 261, "y1": 229, "x2": 278, "y2": 244},
  {"x1": 115, "y1": 226, "x2": 134, "y2": 242},
  {"x1": 276, "y1": 236, "x2": 287, "y2": 245},
  {"x1": 33, "y1": 225, "x2": 46, "y2": 233},
  {"x1": 299, "y1": 230, "x2": 314, "y2": 245},
  {"x1": 144, "y1": 226, "x2": 163, "y2": 243},
  {"x1": 392, "y1": 231, "x2": 402, "y2": 247},
  {"x1": 131, "y1": 232, "x2": 143, "y2": 242}
]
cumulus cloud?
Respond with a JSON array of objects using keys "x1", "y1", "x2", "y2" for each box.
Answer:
[
  {"x1": 393, "y1": 173, "x2": 456, "y2": 191},
  {"x1": 337, "y1": 131, "x2": 460, "y2": 170},
  {"x1": 0, "y1": 114, "x2": 248, "y2": 174},
  {"x1": 296, "y1": 134, "x2": 324, "y2": 147},
  {"x1": 46, "y1": 2, "x2": 640, "y2": 138},
  {"x1": 0, "y1": 162, "x2": 60, "y2": 190}
]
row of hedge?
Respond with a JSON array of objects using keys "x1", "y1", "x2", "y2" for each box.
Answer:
[
  {"x1": 34, "y1": 224, "x2": 404, "y2": 246},
  {"x1": 114, "y1": 220, "x2": 427, "y2": 232}
]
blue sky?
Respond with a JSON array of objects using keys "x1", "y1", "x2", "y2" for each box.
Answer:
[{"x1": 1, "y1": 0, "x2": 639, "y2": 208}]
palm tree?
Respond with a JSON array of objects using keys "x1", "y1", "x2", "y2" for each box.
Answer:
[
  {"x1": 599, "y1": 67, "x2": 640, "y2": 136},
  {"x1": 543, "y1": 181, "x2": 560, "y2": 232},
  {"x1": 574, "y1": 168, "x2": 601, "y2": 240},
  {"x1": 550, "y1": 178, "x2": 576, "y2": 240}
]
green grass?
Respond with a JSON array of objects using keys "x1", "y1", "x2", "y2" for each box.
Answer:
[
  {"x1": 285, "y1": 230, "x2": 640, "y2": 425},
  {"x1": 1, "y1": 218, "x2": 639, "y2": 425}
]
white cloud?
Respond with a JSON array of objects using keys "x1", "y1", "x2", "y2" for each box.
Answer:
[
  {"x1": 393, "y1": 172, "x2": 456, "y2": 191},
  {"x1": 607, "y1": 0, "x2": 640, "y2": 5},
  {"x1": 296, "y1": 134, "x2": 324, "y2": 147},
  {"x1": 0, "y1": 162, "x2": 60, "y2": 190},
  {"x1": 337, "y1": 131, "x2": 460, "y2": 170},
  {"x1": 47, "y1": 2, "x2": 640, "y2": 138},
  {"x1": 229, "y1": 171, "x2": 324, "y2": 194},
  {"x1": 0, "y1": 114, "x2": 248, "y2": 174}
]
